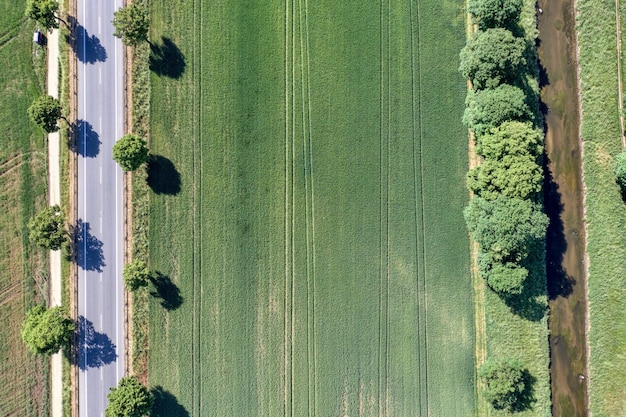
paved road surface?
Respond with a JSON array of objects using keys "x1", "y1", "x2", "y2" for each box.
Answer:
[{"x1": 76, "y1": 0, "x2": 125, "y2": 415}]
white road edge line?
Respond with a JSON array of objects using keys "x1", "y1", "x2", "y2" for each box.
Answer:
[{"x1": 114, "y1": 3, "x2": 121, "y2": 383}]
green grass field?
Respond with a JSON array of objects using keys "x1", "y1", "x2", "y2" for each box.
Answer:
[
  {"x1": 146, "y1": 0, "x2": 473, "y2": 415},
  {"x1": 0, "y1": 1, "x2": 49, "y2": 415},
  {"x1": 576, "y1": 1, "x2": 626, "y2": 415}
]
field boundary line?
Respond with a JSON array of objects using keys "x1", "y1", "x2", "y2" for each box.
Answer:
[
  {"x1": 302, "y1": 0, "x2": 318, "y2": 413},
  {"x1": 197, "y1": 0, "x2": 204, "y2": 414},
  {"x1": 283, "y1": 0, "x2": 291, "y2": 415},
  {"x1": 410, "y1": 0, "x2": 429, "y2": 412}
]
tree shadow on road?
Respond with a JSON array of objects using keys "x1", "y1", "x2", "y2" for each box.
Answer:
[
  {"x1": 70, "y1": 17, "x2": 107, "y2": 64},
  {"x1": 150, "y1": 386, "x2": 189, "y2": 417},
  {"x1": 77, "y1": 316, "x2": 117, "y2": 370},
  {"x1": 150, "y1": 272, "x2": 183, "y2": 311},
  {"x1": 72, "y1": 219, "x2": 106, "y2": 272},
  {"x1": 149, "y1": 37, "x2": 186, "y2": 79},
  {"x1": 71, "y1": 119, "x2": 101, "y2": 158},
  {"x1": 146, "y1": 155, "x2": 181, "y2": 195}
]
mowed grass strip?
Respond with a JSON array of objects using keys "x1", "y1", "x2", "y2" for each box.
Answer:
[
  {"x1": 147, "y1": 0, "x2": 474, "y2": 415},
  {"x1": 576, "y1": 1, "x2": 626, "y2": 415},
  {"x1": 0, "y1": 0, "x2": 49, "y2": 415}
]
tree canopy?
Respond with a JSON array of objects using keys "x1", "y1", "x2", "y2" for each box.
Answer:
[
  {"x1": 112, "y1": 4, "x2": 149, "y2": 46},
  {"x1": 28, "y1": 205, "x2": 67, "y2": 250},
  {"x1": 21, "y1": 305, "x2": 74, "y2": 355},
  {"x1": 106, "y1": 376, "x2": 153, "y2": 417},
  {"x1": 479, "y1": 357, "x2": 528, "y2": 411},
  {"x1": 476, "y1": 121, "x2": 543, "y2": 160},
  {"x1": 614, "y1": 150, "x2": 626, "y2": 190},
  {"x1": 112, "y1": 134, "x2": 149, "y2": 171},
  {"x1": 485, "y1": 261, "x2": 528, "y2": 295},
  {"x1": 28, "y1": 95, "x2": 63, "y2": 133},
  {"x1": 459, "y1": 28, "x2": 526, "y2": 90},
  {"x1": 464, "y1": 195, "x2": 548, "y2": 263},
  {"x1": 25, "y1": 0, "x2": 60, "y2": 29},
  {"x1": 463, "y1": 84, "x2": 532, "y2": 137},
  {"x1": 123, "y1": 260, "x2": 152, "y2": 291},
  {"x1": 467, "y1": 154, "x2": 543, "y2": 200},
  {"x1": 467, "y1": 0, "x2": 524, "y2": 30}
]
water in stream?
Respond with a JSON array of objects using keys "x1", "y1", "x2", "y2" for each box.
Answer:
[{"x1": 537, "y1": 0, "x2": 588, "y2": 415}]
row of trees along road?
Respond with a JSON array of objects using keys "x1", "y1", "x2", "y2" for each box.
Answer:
[
  {"x1": 460, "y1": 0, "x2": 547, "y2": 412},
  {"x1": 22, "y1": 1, "x2": 153, "y2": 417}
]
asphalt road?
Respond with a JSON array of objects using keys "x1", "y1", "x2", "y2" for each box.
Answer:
[{"x1": 76, "y1": 0, "x2": 125, "y2": 415}]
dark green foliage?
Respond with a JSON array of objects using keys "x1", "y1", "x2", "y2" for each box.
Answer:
[
  {"x1": 476, "y1": 121, "x2": 543, "y2": 160},
  {"x1": 459, "y1": 28, "x2": 526, "y2": 90},
  {"x1": 614, "y1": 150, "x2": 626, "y2": 189},
  {"x1": 25, "y1": 0, "x2": 59, "y2": 29},
  {"x1": 479, "y1": 358, "x2": 528, "y2": 411},
  {"x1": 467, "y1": 0, "x2": 524, "y2": 30},
  {"x1": 112, "y1": 3, "x2": 149, "y2": 46},
  {"x1": 467, "y1": 154, "x2": 543, "y2": 200},
  {"x1": 105, "y1": 376, "x2": 154, "y2": 417},
  {"x1": 27, "y1": 95, "x2": 63, "y2": 133},
  {"x1": 464, "y1": 195, "x2": 548, "y2": 263},
  {"x1": 463, "y1": 84, "x2": 531, "y2": 137},
  {"x1": 487, "y1": 262, "x2": 528, "y2": 295},
  {"x1": 28, "y1": 204, "x2": 67, "y2": 250},
  {"x1": 123, "y1": 260, "x2": 152, "y2": 291},
  {"x1": 21, "y1": 305, "x2": 74, "y2": 355},
  {"x1": 112, "y1": 134, "x2": 149, "y2": 171}
]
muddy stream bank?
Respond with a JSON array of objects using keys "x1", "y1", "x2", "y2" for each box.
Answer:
[{"x1": 537, "y1": 0, "x2": 588, "y2": 415}]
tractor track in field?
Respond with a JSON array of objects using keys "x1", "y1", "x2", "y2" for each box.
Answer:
[
  {"x1": 378, "y1": 0, "x2": 391, "y2": 415},
  {"x1": 410, "y1": 0, "x2": 429, "y2": 413}
]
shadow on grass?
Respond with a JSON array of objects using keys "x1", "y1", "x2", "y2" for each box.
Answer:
[
  {"x1": 72, "y1": 219, "x2": 106, "y2": 272},
  {"x1": 150, "y1": 272, "x2": 183, "y2": 311},
  {"x1": 150, "y1": 386, "x2": 189, "y2": 417},
  {"x1": 146, "y1": 155, "x2": 181, "y2": 195},
  {"x1": 149, "y1": 37, "x2": 186, "y2": 79},
  {"x1": 77, "y1": 316, "x2": 117, "y2": 370}
]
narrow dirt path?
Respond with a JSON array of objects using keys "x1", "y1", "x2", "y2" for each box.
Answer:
[
  {"x1": 537, "y1": 0, "x2": 589, "y2": 415},
  {"x1": 615, "y1": 0, "x2": 625, "y2": 145},
  {"x1": 46, "y1": 25, "x2": 63, "y2": 417}
]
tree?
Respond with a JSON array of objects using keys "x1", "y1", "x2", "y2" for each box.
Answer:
[
  {"x1": 123, "y1": 260, "x2": 151, "y2": 291},
  {"x1": 476, "y1": 121, "x2": 543, "y2": 160},
  {"x1": 28, "y1": 95, "x2": 64, "y2": 133},
  {"x1": 463, "y1": 84, "x2": 532, "y2": 137},
  {"x1": 459, "y1": 28, "x2": 527, "y2": 90},
  {"x1": 21, "y1": 305, "x2": 74, "y2": 355},
  {"x1": 614, "y1": 150, "x2": 626, "y2": 189},
  {"x1": 112, "y1": 4, "x2": 149, "y2": 46},
  {"x1": 112, "y1": 134, "x2": 149, "y2": 171},
  {"x1": 464, "y1": 195, "x2": 548, "y2": 262},
  {"x1": 479, "y1": 357, "x2": 527, "y2": 411},
  {"x1": 28, "y1": 205, "x2": 67, "y2": 250},
  {"x1": 106, "y1": 376, "x2": 153, "y2": 417},
  {"x1": 485, "y1": 262, "x2": 528, "y2": 295},
  {"x1": 467, "y1": 154, "x2": 543, "y2": 200},
  {"x1": 468, "y1": 0, "x2": 523, "y2": 30},
  {"x1": 25, "y1": 0, "x2": 64, "y2": 29}
]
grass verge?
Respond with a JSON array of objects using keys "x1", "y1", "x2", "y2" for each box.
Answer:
[{"x1": 576, "y1": 0, "x2": 626, "y2": 414}]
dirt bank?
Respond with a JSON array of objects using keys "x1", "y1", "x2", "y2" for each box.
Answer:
[{"x1": 537, "y1": 0, "x2": 589, "y2": 415}]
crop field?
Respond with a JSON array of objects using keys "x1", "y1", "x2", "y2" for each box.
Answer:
[
  {"x1": 146, "y1": 0, "x2": 473, "y2": 415},
  {"x1": 0, "y1": 0, "x2": 49, "y2": 416},
  {"x1": 576, "y1": 0, "x2": 626, "y2": 414}
]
